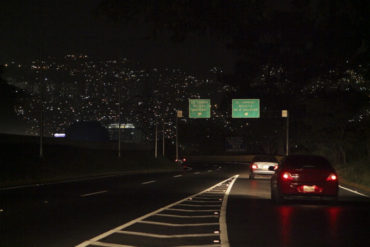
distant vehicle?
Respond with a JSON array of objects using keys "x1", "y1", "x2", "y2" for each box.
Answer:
[
  {"x1": 175, "y1": 157, "x2": 191, "y2": 170},
  {"x1": 270, "y1": 155, "x2": 338, "y2": 203},
  {"x1": 175, "y1": 157, "x2": 187, "y2": 164},
  {"x1": 249, "y1": 155, "x2": 278, "y2": 179}
]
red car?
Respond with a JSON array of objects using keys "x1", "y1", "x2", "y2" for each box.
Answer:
[{"x1": 270, "y1": 155, "x2": 338, "y2": 203}]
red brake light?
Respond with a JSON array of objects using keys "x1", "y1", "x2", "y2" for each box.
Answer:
[
  {"x1": 274, "y1": 165, "x2": 279, "y2": 170},
  {"x1": 182, "y1": 158, "x2": 187, "y2": 162},
  {"x1": 326, "y1": 173, "x2": 337, "y2": 181},
  {"x1": 251, "y1": 164, "x2": 258, "y2": 170},
  {"x1": 281, "y1": 172, "x2": 293, "y2": 181}
]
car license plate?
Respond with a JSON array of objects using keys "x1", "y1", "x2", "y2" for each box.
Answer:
[
  {"x1": 263, "y1": 165, "x2": 269, "y2": 169},
  {"x1": 303, "y1": 185, "x2": 315, "y2": 192}
]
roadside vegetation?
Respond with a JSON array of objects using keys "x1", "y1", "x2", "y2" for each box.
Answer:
[{"x1": 335, "y1": 159, "x2": 370, "y2": 189}]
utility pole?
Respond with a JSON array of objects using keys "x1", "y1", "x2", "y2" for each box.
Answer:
[
  {"x1": 39, "y1": 77, "x2": 45, "y2": 159},
  {"x1": 38, "y1": 0, "x2": 45, "y2": 160},
  {"x1": 155, "y1": 124, "x2": 158, "y2": 158},
  {"x1": 39, "y1": 96, "x2": 44, "y2": 159},
  {"x1": 117, "y1": 83, "x2": 121, "y2": 158},
  {"x1": 282, "y1": 110, "x2": 289, "y2": 156}
]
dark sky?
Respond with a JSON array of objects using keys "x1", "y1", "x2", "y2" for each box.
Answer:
[{"x1": 0, "y1": 0, "x2": 236, "y2": 74}]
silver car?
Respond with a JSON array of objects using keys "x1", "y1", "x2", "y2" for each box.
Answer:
[{"x1": 249, "y1": 155, "x2": 278, "y2": 179}]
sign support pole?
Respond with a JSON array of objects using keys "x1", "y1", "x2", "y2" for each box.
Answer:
[
  {"x1": 175, "y1": 110, "x2": 182, "y2": 161},
  {"x1": 286, "y1": 114, "x2": 289, "y2": 156},
  {"x1": 282, "y1": 110, "x2": 289, "y2": 156}
]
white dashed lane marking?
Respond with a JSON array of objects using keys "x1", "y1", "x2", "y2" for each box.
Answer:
[
  {"x1": 155, "y1": 213, "x2": 219, "y2": 218},
  {"x1": 80, "y1": 190, "x2": 107, "y2": 198},
  {"x1": 139, "y1": 221, "x2": 219, "y2": 227},
  {"x1": 173, "y1": 174, "x2": 183, "y2": 178},
  {"x1": 117, "y1": 230, "x2": 218, "y2": 238},
  {"x1": 141, "y1": 180, "x2": 156, "y2": 185}
]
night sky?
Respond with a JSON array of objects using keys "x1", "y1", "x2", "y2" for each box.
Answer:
[
  {"x1": 0, "y1": 0, "x2": 237, "y2": 74},
  {"x1": 1, "y1": 0, "x2": 369, "y2": 144}
]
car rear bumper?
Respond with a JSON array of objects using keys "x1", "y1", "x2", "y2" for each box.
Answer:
[
  {"x1": 279, "y1": 182, "x2": 338, "y2": 196},
  {"x1": 281, "y1": 194, "x2": 338, "y2": 201},
  {"x1": 252, "y1": 170, "x2": 275, "y2": 175}
]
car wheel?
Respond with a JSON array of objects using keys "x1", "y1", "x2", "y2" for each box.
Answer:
[
  {"x1": 249, "y1": 173, "x2": 254, "y2": 180},
  {"x1": 271, "y1": 185, "x2": 284, "y2": 204}
]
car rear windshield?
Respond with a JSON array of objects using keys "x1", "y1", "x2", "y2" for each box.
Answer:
[
  {"x1": 252, "y1": 155, "x2": 277, "y2": 162},
  {"x1": 282, "y1": 156, "x2": 331, "y2": 169}
]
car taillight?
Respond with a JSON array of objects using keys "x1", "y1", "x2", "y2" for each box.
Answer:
[
  {"x1": 281, "y1": 172, "x2": 293, "y2": 181},
  {"x1": 326, "y1": 173, "x2": 337, "y2": 181},
  {"x1": 274, "y1": 165, "x2": 279, "y2": 170},
  {"x1": 251, "y1": 164, "x2": 258, "y2": 170},
  {"x1": 182, "y1": 158, "x2": 187, "y2": 162}
]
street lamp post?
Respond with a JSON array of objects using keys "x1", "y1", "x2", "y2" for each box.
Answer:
[
  {"x1": 117, "y1": 83, "x2": 121, "y2": 158},
  {"x1": 39, "y1": 77, "x2": 46, "y2": 159},
  {"x1": 282, "y1": 110, "x2": 289, "y2": 156},
  {"x1": 155, "y1": 124, "x2": 158, "y2": 158},
  {"x1": 39, "y1": 95, "x2": 44, "y2": 159}
]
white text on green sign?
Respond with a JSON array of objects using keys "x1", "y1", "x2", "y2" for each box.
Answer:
[
  {"x1": 232, "y1": 99, "x2": 260, "y2": 118},
  {"x1": 189, "y1": 99, "x2": 211, "y2": 118}
]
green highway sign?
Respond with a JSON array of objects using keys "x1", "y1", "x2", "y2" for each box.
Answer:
[
  {"x1": 189, "y1": 99, "x2": 211, "y2": 118},
  {"x1": 232, "y1": 99, "x2": 260, "y2": 118}
]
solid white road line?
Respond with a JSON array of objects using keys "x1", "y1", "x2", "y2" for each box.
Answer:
[
  {"x1": 194, "y1": 172, "x2": 201, "y2": 175},
  {"x1": 220, "y1": 175, "x2": 239, "y2": 247},
  {"x1": 92, "y1": 241, "x2": 134, "y2": 247},
  {"x1": 175, "y1": 245, "x2": 221, "y2": 247},
  {"x1": 139, "y1": 220, "x2": 219, "y2": 227},
  {"x1": 141, "y1": 180, "x2": 156, "y2": 185},
  {"x1": 177, "y1": 203, "x2": 221, "y2": 207},
  {"x1": 173, "y1": 174, "x2": 183, "y2": 178},
  {"x1": 186, "y1": 199, "x2": 221, "y2": 203},
  {"x1": 339, "y1": 185, "x2": 369, "y2": 197},
  {"x1": 207, "y1": 191, "x2": 225, "y2": 194},
  {"x1": 197, "y1": 194, "x2": 222, "y2": 198},
  {"x1": 117, "y1": 230, "x2": 218, "y2": 238},
  {"x1": 156, "y1": 213, "x2": 218, "y2": 218},
  {"x1": 75, "y1": 176, "x2": 236, "y2": 247},
  {"x1": 166, "y1": 208, "x2": 218, "y2": 212},
  {"x1": 80, "y1": 190, "x2": 107, "y2": 198}
]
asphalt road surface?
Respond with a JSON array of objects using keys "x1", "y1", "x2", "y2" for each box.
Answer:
[{"x1": 0, "y1": 164, "x2": 369, "y2": 247}]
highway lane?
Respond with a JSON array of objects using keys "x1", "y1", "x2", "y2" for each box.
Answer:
[
  {"x1": 1, "y1": 164, "x2": 369, "y2": 247},
  {"x1": 228, "y1": 172, "x2": 370, "y2": 247},
  {"x1": 0, "y1": 164, "x2": 239, "y2": 247}
]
